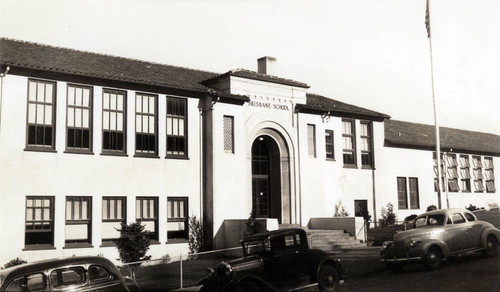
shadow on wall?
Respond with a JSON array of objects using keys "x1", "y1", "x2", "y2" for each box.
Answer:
[{"x1": 213, "y1": 219, "x2": 279, "y2": 249}]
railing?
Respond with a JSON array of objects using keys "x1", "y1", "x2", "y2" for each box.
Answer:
[{"x1": 120, "y1": 247, "x2": 242, "y2": 291}]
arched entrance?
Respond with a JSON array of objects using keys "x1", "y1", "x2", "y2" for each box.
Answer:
[{"x1": 251, "y1": 130, "x2": 291, "y2": 224}]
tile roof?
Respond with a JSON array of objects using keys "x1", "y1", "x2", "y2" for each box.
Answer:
[
  {"x1": 202, "y1": 68, "x2": 310, "y2": 88},
  {"x1": 298, "y1": 93, "x2": 391, "y2": 120},
  {"x1": 385, "y1": 119, "x2": 500, "y2": 155}
]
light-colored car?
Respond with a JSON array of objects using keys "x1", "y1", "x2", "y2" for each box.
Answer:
[
  {"x1": 380, "y1": 208, "x2": 500, "y2": 270},
  {"x1": 0, "y1": 256, "x2": 140, "y2": 292}
]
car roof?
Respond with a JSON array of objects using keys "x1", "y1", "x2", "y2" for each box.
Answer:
[
  {"x1": 242, "y1": 228, "x2": 306, "y2": 242},
  {"x1": 418, "y1": 208, "x2": 474, "y2": 217},
  {"x1": 0, "y1": 256, "x2": 114, "y2": 280}
]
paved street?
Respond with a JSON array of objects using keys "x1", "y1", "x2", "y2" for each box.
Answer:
[{"x1": 337, "y1": 252, "x2": 500, "y2": 292}]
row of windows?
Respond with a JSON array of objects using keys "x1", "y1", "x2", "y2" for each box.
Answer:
[
  {"x1": 306, "y1": 120, "x2": 374, "y2": 168},
  {"x1": 25, "y1": 196, "x2": 188, "y2": 248},
  {"x1": 433, "y1": 153, "x2": 495, "y2": 193},
  {"x1": 26, "y1": 79, "x2": 188, "y2": 158}
]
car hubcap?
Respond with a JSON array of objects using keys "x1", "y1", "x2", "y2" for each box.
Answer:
[{"x1": 325, "y1": 274, "x2": 334, "y2": 286}]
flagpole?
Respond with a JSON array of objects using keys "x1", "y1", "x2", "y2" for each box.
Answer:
[{"x1": 426, "y1": 0, "x2": 446, "y2": 209}]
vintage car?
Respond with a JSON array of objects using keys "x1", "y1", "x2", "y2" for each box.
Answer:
[
  {"x1": 198, "y1": 228, "x2": 344, "y2": 292},
  {"x1": 0, "y1": 256, "x2": 140, "y2": 292},
  {"x1": 380, "y1": 208, "x2": 500, "y2": 271}
]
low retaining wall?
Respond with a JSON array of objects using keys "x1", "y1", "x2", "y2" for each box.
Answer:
[
  {"x1": 214, "y1": 218, "x2": 279, "y2": 249},
  {"x1": 307, "y1": 217, "x2": 366, "y2": 242}
]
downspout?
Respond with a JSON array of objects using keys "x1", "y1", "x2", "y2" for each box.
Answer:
[{"x1": 0, "y1": 66, "x2": 10, "y2": 136}]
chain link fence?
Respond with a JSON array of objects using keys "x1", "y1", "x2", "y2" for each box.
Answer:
[{"x1": 120, "y1": 247, "x2": 242, "y2": 292}]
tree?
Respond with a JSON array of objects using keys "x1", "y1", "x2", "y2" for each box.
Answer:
[{"x1": 115, "y1": 221, "x2": 151, "y2": 263}]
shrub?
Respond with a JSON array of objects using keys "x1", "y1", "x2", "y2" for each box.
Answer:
[
  {"x1": 115, "y1": 221, "x2": 151, "y2": 263},
  {"x1": 4, "y1": 258, "x2": 27, "y2": 269},
  {"x1": 378, "y1": 203, "x2": 397, "y2": 227},
  {"x1": 426, "y1": 205, "x2": 437, "y2": 211},
  {"x1": 334, "y1": 201, "x2": 350, "y2": 217},
  {"x1": 188, "y1": 215, "x2": 212, "y2": 256},
  {"x1": 243, "y1": 213, "x2": 262, "y2": 238}
]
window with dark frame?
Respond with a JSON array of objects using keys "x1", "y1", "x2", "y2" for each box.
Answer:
[
  {"x1": 325, "y1": 130, "x2": 334, "y2": 160},
  {"x1": 102, "y1": 197, "x2": 126, "y2": 242},
  {"x1": 102, "y1": 89, "x2": 126, "y2": 154},
  {"x1": 307, "y1": 124, "x2": 316, "y2": 157},
  {"x1": 223, "y1": 116, "x2": 234, "y2": 153},
  {"x1": 459, "y1": 155, "x2": 471, "y2": 192},
  {"x1": 433, "y1": 152, "x2": 445, "y2": 192},
  {"x1": 66, "y1": 84, "x2": 93, "y2": 152},
  {"x1": 397, "y1": 177, "x2": 408, "y2": 209},
  {"x1": 472, "y1": 156, "x2": 484, "y2": 192},
  {"x1": 26, "y1": 79, "x2": 56, "y2": 150},
  {"x1": 135, "y1": 93, "x2": 158, "y2": 156},
  {"x1": 167, "y1": 97, "x2": 187, "y2": 157},
  {"x1": 409, "y1": 177, "x2": 420, "y2": 209},
  {"x1": 136, "y1": 197, "x2": 158, "y2": 241},
  {"x1": 25, "y1": 197, "x2": 54, "y2": 246},
  {"x1": 484, "y1": 157, "x2": 496, "y2": 192},
  {"x1": 360, "y1": 121, "x2": 373, "y2": 168},
  {"x1": 167, "y1": 197, "x2": 189, "y2": 240},
  {"x1": 342, "y1": 120, "x2": 356, "y2": 166},
  {"x1": 65, "y1": 197, "x2": 92, "y2": 244},
  {"x1": 446, "y1": 154, "x2": 460, "y2": 192}
]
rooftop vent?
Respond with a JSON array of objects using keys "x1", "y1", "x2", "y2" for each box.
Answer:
[{"x1": 257, "y1": 56, "x2": 276, "y2": 75}]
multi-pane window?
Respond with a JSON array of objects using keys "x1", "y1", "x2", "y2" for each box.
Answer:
[
  {"x1": 459, "y1": 155, "x2": 471, "y2": 192},
  {"x1": 484, "y1": 157, "x2": 496, "y2": 192},
  {"x1": 167, "y1": 197, "x2": 189, "y2": 239},
  {"x1": 135, "y1": 94, "x2": 158, "y2": 156},
  {"x1": 360, "y1": 121, "x2": 373, "y2": 167},
  {"x1": 397, "y1": 177, "x2": 420, "y2": 209},
  {"x1": 136, "y1": 197, "x2": 158, "y2": 241},
  {"x1": 102, "y1": 197, "x2": 126, "y2": 242},
  {"x1": 342, "y1": 120, "x2": 356, "y2": 166},
  {"x1": 26, "y1": 79, "x2": 56, "y2": 150},
  {"x1": 446, "y1": 154, "x2": 459, "y2": 192},
  {"x1": 65, "y1": 197, "x2": 92, "y2": 244},
  {"x1": 433, "y1": 152, "x2": 445, "y2": 192},
  {"x1": 223, "y1": 116, "x2": 234, "y2": 153},
  {"x1": 167, "y1": 98, "x2": 187, "y2": 157},
  {"x1": 325, "y1": 130, "x2": 334, "y2": 160},
  {"x1": 102, "y1": 89, "x2": 126, "y2": 154},
  {"x1": 472, "y1": 156, "x2": 484, "y2": 192},
  {"x1": 397, "y1": 177, "x2": 408, "y2": 209},
  {"x1": 25, "y1": 197, "x2": 54, "y2": 246},
  {"x1": 66, "y1": 84, "x2": 92, "y2": 152},
  {"x1": 307, "y1": 124, "x2": 316, "y2": 157}
]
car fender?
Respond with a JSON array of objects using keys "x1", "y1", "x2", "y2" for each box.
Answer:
[
  {"x1": 419, "y1": 239, "x2": 450, "y2": 258},
  {"x1": 480, "y1": 227, "x2": 500, "y2": 248}
]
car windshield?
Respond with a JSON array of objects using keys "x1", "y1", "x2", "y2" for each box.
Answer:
[
  {"x1": 415, "y1": 214, "x2": 445, "y2": 228},
  {"x1": 242, "y1": 239, "x2": 271, "y2": 256}
]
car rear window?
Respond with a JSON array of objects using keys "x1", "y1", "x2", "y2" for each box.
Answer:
[
  {"x1": 89, "y1": 265, "x2": 111, "y2": 282},
  {"x1": 50, "y1": 267, "x2": 86, "y2": 288},
  {"x1": 464, "y1": 212, "x2": 476, "y2": 222},
  {"x1": 450, "y1": 213, "x2": 466, "y2": 224},
  {"x1": 6, "y1": 273, "x2": 46, "y2": 292}
]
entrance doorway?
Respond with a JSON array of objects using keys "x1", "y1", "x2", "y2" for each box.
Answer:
[{"x1": 251, "y1": 135, "x2": 282, "y2": 222}]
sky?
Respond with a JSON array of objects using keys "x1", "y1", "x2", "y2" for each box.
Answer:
[{"x1": 1, "y1": 0, "x2": 499, "y2": 135}]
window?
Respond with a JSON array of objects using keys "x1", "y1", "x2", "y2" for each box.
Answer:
[
  {"x1": 26, "y1": 79, "x2": 56, "y2": 150},
  {"x1": 409, "y1": 178, "x2": 420, "y2": 209},
  {"x1": 136, "y1": 197, "x2": 158, "y2": 241},
  {"x1": 459, "y1": 155, "x2": 471, "y2": 192},
  {"x1": 446, "y1": 154, "x2": 459, "y2": 192},
  {"x1": 223, "y1": 116, "x2": 234, "y2": 153},
  {"x1": 102, "y1": 89, "x2": 126, "y2": 154},
  {"x1": 307, "y1": 124, "x2": 316, "y2": 157},
  {"x1": 433, "y1": 152, "x2": 445, "y2": 192},
  {"x1": 66, "y1": 84, "x2": 93, "y2": 152},
  {"x1": 135, "y1": 93, "x2": 158, "y2": 156},
  {"x1": 450, "y1": 213, "x2": 466, "y2": 224},
  {"x1": 167, "y1": 97, "x2": 187, "y2": 157},
  {"x1": 484, "y1": 157, "x2": 495, "y2": 193},
  {"x1": 360, "y1": 121, "x2": 373, "y2": 168},
  {"x1": 397, "y1": 177, "x2": 408, "y2": 209},
  {"x1": 472, "y1": 156, "x2": 484, "y2": 192},
  {"x1": 342, "y1": 120, "x2": 356, "y2": 166},
  {"x1": 65, "y1": 197, "x2": 92, "y2": 244},
  {"x1": 167, "y1": 197, "x2": 188, "y2": 239},
  {"x1": 6, "y1": 273, "x2": 46, "y2": 291},
  {"x1": 464, "y1": 212, "x2": 475, "y2": 222},
  {"x1": 50, "y1": 267, "x2": 86, "y2": 288},
  {"x1": 25, "y1": 197, "x2": 54, "y2": 246},
  {"x1": 325, "y1": 130, "x2": 334, "y2": 159},
  {"x1": 102, "y1": 197, "x2": 126, "y2": 242},
  {"x1": 89, "y1": 265, "x2": 110, "y2": 283}
]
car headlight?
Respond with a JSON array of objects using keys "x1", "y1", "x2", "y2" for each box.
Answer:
[
  {"x1": 382, "y1": 241, "x2": 391, "y2": 249},
  {"x1": 405, "y1": 239, "x2": 420, "y2": 248},
  {"x1": 216, "y1": 261, "x2": 233, "y2": 278}
]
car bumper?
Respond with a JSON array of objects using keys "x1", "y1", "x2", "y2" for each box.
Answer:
[{"x1": 380, "y1": 247, "x2": 423, "y2": 263}]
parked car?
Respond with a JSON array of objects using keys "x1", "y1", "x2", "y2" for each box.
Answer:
[
  {"x1": 198, "y1": 228, "x2": 344, "y2": 292},
  {"x1": 380, "y1": 208, "x2": 500, "y2": 271},
  {"x1": 0, "y1": 256, "x2": 140, "y2": 292}
]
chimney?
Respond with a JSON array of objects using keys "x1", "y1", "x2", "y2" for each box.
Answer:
[{"x1": 257, "y1": 56, "x2": 276, "y2": 75}]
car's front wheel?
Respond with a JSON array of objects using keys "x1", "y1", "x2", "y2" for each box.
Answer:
[
  {"x1": 424, "y1": 247, "x2": 442, "y2": 270},
  {"x1": 484, "y1": 235, "x2": 498, "y2": 257},
  {"x1": 318, "y1": 265, "x2": 340, "y2": 292}
]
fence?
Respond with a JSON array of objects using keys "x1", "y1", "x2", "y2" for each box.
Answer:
[{"x1": 120, "y1": 247, "x2": 242, "y2": 292}]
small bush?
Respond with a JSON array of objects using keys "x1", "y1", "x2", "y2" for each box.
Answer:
[
  {"x1": 188, "y1": 215, "x2": 212, "y2": 256},
  {"x1": 115, "y1": 221, "x2": 151, "y2": 263},
  {"x1": 378, "y1": 203, "x2": 397, "y2": 227},
  {"x1": 426, "y1": 205, "x2": 437, "y2": 211},
  {"x1": 334, "y1": 201, "x2": 350, "y2": 217},
  {"x1": 466, "y1": 204, "x2": 482, "y2": 212},
  {"x1": 243, "y1": 213, "x2": 262, "y2": 238},
  {"x1": 4, "y1": 258, "x2": 27, "y2": 269}
]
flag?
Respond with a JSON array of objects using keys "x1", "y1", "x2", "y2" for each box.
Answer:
[{"x1": 425, "y1": 0, "x2": 431, "y2": 38}]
